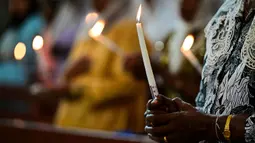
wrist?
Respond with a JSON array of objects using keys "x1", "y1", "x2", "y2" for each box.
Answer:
[
  {"x1": 203, "y1": 115, "x2": 218, "y2": 141},
  {"x1": 230, "y1": 115, "x2": 248, "y2": 142},
  {"x1": 218, "y1": 115, "x2": 247, "y2": 142},
  {"x1": 218, "y1": 115, "x2": 228, "y2": 141}
]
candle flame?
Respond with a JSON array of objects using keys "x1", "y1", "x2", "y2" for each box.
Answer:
[
  {"x1": 88, "y1": 20, "x2": 105, "y2": 37},
  {"x1": 136, "y1": 4, "x2": 142, "y2": 22},
  {"x1": 85, "y1": 12, "x2": 99, "y2": 24},
  {"x1": 182, "y1": 35, "x2": 194, "y2": 51},
  {"x1": 32, "y1": 35, "x2": 44, "y2": 51},
  {"x1": 14, "y1": 42, "x2": 26, "y2": 60}
]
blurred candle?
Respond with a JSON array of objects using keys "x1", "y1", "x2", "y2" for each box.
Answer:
[
  {"x1": 14, "y1": 42, "x2": 26, "y2": 60},
  {"x1": 88, "y1": 20, "x2": 124, "y2": 56},
  {"x1": 181, "y1": 35, "x2": 202, "y2": 74},
  {"x1": 85, "y1": 12, "x2": 99, "y2": 24},
  {"x1": 32, "y1": 35, "x2": 44, "y2": 51},
  {"x1": 136, "y1": 4, "x2": 158, "y2": 98}
]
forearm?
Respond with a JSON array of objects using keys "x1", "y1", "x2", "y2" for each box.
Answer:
[{"x1": 63, "y1": 66, "x2": 77, "y2": 82}]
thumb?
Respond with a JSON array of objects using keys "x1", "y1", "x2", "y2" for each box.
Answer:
[
  {"x1": 149, "y1": 95, "x2": 167, "y2": 109},
  {"x1": 148, "y1": 95, "x2": 178, "y2": 112},
  {"x1": 173, "y1": 97, "x2": 196, "y2": 112}
]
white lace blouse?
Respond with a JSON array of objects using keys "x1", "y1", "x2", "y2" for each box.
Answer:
[{"x1": 195, "y1": 0, "x2": 255, "y2": 142}]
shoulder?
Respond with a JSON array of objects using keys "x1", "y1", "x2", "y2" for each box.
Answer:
[
  {"x1": 19, "y1": 14, "x2": 46, "y2": 40},
  {"x1": 106, "y1": 20, "x2": 142, "y2": 52},
  {"x1": 204, "y1": 0, "x2": 239, "y2": 36},
  {"x1": 108, "y1": 20, "x2": 137, "y2": 35},
  {"x1": 21, "y1": 13, "x2": 45, "y2": 34}
]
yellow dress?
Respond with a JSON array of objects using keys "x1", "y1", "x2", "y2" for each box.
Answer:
[{"x1": 55, "y1": 20, "x2": 150, "y2": 132}]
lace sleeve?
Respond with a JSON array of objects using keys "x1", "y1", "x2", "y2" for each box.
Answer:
[
  {"x1": 195, "y1": 54, "x2": 208, "y2": 111},
  {"x1": 245, "y1": 114, "x2": 255, "y2": 142},
  {"x1": 195, "y1": 79, "x2": 206, "y2": 110},
  {"x1": 245, "y1": 72, "x2": 255, "y2": 142}
]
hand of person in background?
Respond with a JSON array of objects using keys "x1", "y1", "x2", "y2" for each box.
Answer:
[
  {"x1": 124, "y1": 53, "x2": 147, "y2": 80},
  {"x1": 145, "y1": 96, "x2": 216, "y2": 143},
  {"x1": 65, "y1": 55, "x2": 91, "y2": 82}
]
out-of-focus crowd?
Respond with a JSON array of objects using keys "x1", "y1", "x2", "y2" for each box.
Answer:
[{"x1": 0, "y1": 0, "x2": 223, "y2": 134}]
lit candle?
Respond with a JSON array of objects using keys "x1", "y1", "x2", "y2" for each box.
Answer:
[
  {"x1": 32, "y1": 35, "x2": 44, "y2": 51},
  {"x1": 181, "y1": 35, "x2": 202, "y2": 74},
  {"x1": 85, "y1": 12, "x2": 99, "y2": 24},
  {"x1": 136, "y1": 5, "x2": 158, "y2": 98},
  {"x1": 88, "y1": 20, "x2": 124, "y2": 57},
  {"x1": 32, "y1": 35, "x2": 50, "y2": 81},
  {"x1": 14, "y1": 42, "x2": 26, "y2": 60}
]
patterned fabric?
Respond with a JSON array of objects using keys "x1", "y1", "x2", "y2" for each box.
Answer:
[
  {"x1": 195, "y1": 0, "x2": 255, "y2": 142},
  {"x1": 55, "y1": 20, "x2": 149, "y2": 133}
]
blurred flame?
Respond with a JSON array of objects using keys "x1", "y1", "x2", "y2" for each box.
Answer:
[
  {"x1": 14, "y1": 42, "x2": 26, "y2": 60},
  {"x1": 32, "y1": 35, "x2": 44, "y2": 51},
  {"x1": 88, "y1": 20, "x2": 105, "y2": 37},
  {"x1": 182, "y1": 35, "x2": 194, "y2": 51},
  {"x1": 136, "y1": 4, "x2": 142, "y2": 22},
  {"x1": 85, "y1": 12, "x2": 99, "y2": 24}
]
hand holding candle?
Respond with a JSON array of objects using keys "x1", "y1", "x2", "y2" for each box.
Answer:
[
  {"x1": 136, "y1": 5, "x2": 159, "y2": 98},
  {"x1": 181, "y1": 35, "x2": 202, "y2": 74}
]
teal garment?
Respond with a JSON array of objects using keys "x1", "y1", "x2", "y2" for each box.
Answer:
[{"x1": 0, "y1": 14, "x2": 45, "y2": 86}]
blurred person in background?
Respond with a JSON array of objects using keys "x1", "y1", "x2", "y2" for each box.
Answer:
[
  {"x1": 54, "y1": 0, "x2": 150, "y2": 133},
  {"x1": 0, "y1": 0, "x2": 9, "y2": 37},
  {"x1": 143, "y1": 0, "x2": 223, "y2": 104},
  {"x1": 0, "y1": 0, "x2": 45, "y2": 86},
  {"x1": 37, "y1": 0, "x2": 90, "y2": 88}
]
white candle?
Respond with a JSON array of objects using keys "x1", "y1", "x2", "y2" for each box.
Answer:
[
  {"x1": 136, "y1": 5, "x2": 158, "y2": 98},
  {"x1": 181, "y1": 35, "x2": 202, "y2": 74},
  {"x1": 32, "y1": 35, "x2": 52, "y2": 82},
  {"x1": 32, "y1": 35, "x2": 44, "y2": 62},
  {"x1": 88, "y1": 20, "x2": 124, "y2": 57}
]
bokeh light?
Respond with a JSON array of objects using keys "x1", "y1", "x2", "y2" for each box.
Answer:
[{"x1": 14, "y1": 42, "x2": 26, "y2": 60}]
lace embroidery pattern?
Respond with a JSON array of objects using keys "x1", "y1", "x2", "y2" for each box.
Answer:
[
  {"x1": 200, "y1": 0, "x2": 244, "y2": 113},
  {"x1": 246, "y1": 114, "x2": 255, "y2": 142},
  {"x1": 241, "y1": 18, "x2": 255, "y2": 69},
  {"x1": 196, "y1": 0, "x2": 255, "y2": 142},
  {"x1": 215, "y1": 60, "x2": 250, "y2": 115}
]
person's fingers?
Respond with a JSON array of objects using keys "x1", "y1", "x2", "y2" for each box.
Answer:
[
  {"x1": 145, "y1": 111, "x2": 169, "y2": 127},
  {"x1": 172, "y1": 97, "x2": 183, "y2": 110},
  {"x1": 147, "y1": 134, "x2": 163, "y2": 142},
  {"x1": 164, "y1": 133, "x2": 185, "y2": 143},
  {"x1": 149, "y1": 95, "x2": 168, "y2": 110},
  {"x1": 148, "y1": 132, "x2": 185, "y2": 143},
  {"x1": 145, "y1": 112, "x2": 182, "y2": 135},
  {"x1": 149, "y1": 95, "x2": 178, "y2": 112},
  {"x1": 146, "y1": 113, "x2": 180, "y2": 126},
  {"x1": 172, "y1": 97, "x2": 196, "y2": 112},
  {"x1": 144, "y1": 109, "x2": 167, "y2": 117}
]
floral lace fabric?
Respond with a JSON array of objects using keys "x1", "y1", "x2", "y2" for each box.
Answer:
[{"x1": 195, "y1": 0, "x2": 255, "y2": 142}]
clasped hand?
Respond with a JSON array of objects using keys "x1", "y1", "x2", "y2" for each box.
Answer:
[{"x1": 145, "y1": 95, "x2": 215, "y2": 143}]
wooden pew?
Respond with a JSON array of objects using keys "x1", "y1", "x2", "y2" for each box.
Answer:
[
  {"x1": 0, "y1": 119, "x2": 154, "y2": 143},
  {"x1": 0, "y1": 86, "x2": 62, "y2": 123}
]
